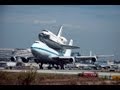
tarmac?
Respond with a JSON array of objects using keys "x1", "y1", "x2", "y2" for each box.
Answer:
[{"x1": 1, "y1": 69, "x2": 120, "y2": 76}]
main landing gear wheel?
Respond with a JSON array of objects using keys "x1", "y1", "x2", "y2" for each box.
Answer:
[
  {"x1": 39, "y1": 63, "x2": 43, "y2": 69},
  {"x1": 60, "y1": 64, "x2": 64, "y2": 70},
  {"x1": 55, "y1": 65, "x2": 59, "y2": 70},
  {"x1": 47, "y1": 64, "x2": 53, "y2": 69}
]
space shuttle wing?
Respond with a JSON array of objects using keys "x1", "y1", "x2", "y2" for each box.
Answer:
[{"x1": 61, "y1": 44, "x2": 80, "y2": 49}]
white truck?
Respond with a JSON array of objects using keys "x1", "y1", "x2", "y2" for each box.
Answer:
[{"x1": 0, "y1": 61, "x2": 16, "y2": 69}]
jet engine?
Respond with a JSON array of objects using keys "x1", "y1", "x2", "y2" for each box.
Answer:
[
  {"x1": 60, "y1": 57, "x2": 75, "y2": 64},
  {"x1": 10, "y1": 56, "x2": 17, "y2": 62},
  {"x1": 91, "y1": 57, "x2": 97, "y2": 62},
  {"x1": 34, "y1": 59, "x2": 40, "y2": 64},
  {"x1": 69, "y1": 57, "x2": 75, "y2": 63},
  {"x1": 20, "y1": 57, "x2": 29, "y2": 63}
]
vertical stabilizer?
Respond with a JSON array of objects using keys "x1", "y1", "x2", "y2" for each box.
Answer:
[
  {"x1": 64, "y1": 39, "x2": 73, "y2": 56},
  {"x1": 90, "y1": 51, "x2": 92, "y2": 56},
  {"x1": 57, "y1": 25, "x2": 63, "y2": 37}
]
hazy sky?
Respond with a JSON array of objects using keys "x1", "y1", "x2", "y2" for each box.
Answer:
[{"x1": 0, "y1": 5, "x2": 120, "y2": 60}]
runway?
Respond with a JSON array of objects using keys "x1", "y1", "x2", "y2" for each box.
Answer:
[{"x1": 1, "y1": 69, "x2": 120, "y2": 76}]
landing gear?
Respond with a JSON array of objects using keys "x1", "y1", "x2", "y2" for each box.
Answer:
[
  {"x1": 55, "y1": 65, "x2": 59, "y2": 70},
  {"x1": 48, "y1": 64, "x2": 52, "y2": 69},
  {"x1": 39, "y1": 63, "x2": 64, "y2": 70},
  {"x1": 47, "y1": 64, "x2": 55, "y2": 69},
  {"x1": 39, "y1": 63, "x2": 43, "y2": 69},
  {"x1": 60, "y1": 64, "x2": 65, "y2": 70}
]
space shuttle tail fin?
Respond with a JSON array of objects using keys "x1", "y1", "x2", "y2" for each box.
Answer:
[{"x1": 57, "y1": 25, "x2": 63, "y2": 38}]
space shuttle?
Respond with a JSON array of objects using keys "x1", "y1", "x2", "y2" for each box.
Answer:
[{"x1": 38, "y1": 25, "x2": 80, "y2": 51}]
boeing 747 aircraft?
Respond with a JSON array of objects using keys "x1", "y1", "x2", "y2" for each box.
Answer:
[{"x1": 30, "y1": 39, "x2": 75, "y2": 69}]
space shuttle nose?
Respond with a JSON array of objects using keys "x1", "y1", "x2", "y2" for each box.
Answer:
[
  {"x1": 39, "y1": 33, "x2": 50, "y2": 40},
  {"x1": 38, "y1": 33, "x2": 43, "y2": 38},
  {"x1": 38, "y1": 33, "x2": 42, "y2": 41},
  {"x1": 39, "y1": 33, "x2": 44, "y2": 37}
]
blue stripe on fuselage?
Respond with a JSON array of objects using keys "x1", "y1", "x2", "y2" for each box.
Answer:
[{"x1": 31, "y1": 47, "x2": 59, "y2": 56}]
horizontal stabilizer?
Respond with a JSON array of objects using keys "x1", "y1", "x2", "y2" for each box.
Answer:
[
  {"x1": 61, "y1": 45, "x2": 80, "y2": 49},
  {"x1": 96, "y1": 54, "x2": 114, "y2": 58}
]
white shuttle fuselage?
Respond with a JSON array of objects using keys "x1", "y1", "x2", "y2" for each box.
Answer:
[
  {"x1": 38, "y1": 26, "x2": 67, "y2": 50},
  {"x1": 41, "y1": 28, "x2": 67, "y2": 45}
]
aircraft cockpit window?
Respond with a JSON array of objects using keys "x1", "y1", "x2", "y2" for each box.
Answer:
[{"x1": 34, "y1": 41, "x2": 39, "y2": 43}]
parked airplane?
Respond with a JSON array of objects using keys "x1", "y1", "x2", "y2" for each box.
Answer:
[
  {"x1": 75, "y1": 51, "x2": 114, "y2": 64},
  {"x1": 30, "y1": 39, "x2": 75, "y2": 69},
  {"x1": 38, "y1": 25, "x2": 79, "y2": 51}
]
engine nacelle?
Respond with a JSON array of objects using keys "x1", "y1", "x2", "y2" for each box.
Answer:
[
  {"x1": 20, "y1": 57, "x2": 29, "y2": 63},
  {"x1": 34, "y1": 59, "x2": 39, "y2": 64},
  {"x1": 69, "y1": 57, "x2": 75, "y2": 63},
  {"x1": 91, "y1": 57, "x2": 97, "y2": 62},
  {"x1": 64, "y1": 57, "x2": 75, "y2": 64},
  {"x1": 10, "y1": 56, "x2": 16, "y2": 62}
]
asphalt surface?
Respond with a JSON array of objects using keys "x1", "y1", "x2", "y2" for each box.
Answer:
[{"x1": 1, "y1": 69, "x2": 120, "y2": 76}]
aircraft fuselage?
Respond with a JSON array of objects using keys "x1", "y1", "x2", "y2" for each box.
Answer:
[{"x1": 31, "y1": 40, "x2": 63, "y2": 65}]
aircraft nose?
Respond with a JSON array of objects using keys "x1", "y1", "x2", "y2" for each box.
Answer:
[
  {"x1": 30, "y1": 47, "x2": 38, "y2": 57},
  {"x1": 30, "y1": 47, "x2": 36, "y2": 53},
  {"x1": 39, "y1": 33, "x2": 44, "y2": 36},
  {"x1": 42, "y1": 31, "x2": 49, "y2": 35},
  {"x1": 39, "y1": 33, "x2": 49, "y2": 39}
]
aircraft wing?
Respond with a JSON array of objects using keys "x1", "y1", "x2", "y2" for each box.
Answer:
[
  {"x1": 95, "y1": 55, "x2": 114, "y2": 58},
  {"x1": 61, "y1": 44, "x2": 80, "y2": 49},
  {"x1": 75, "y1": 56, "x2": 97, "y2": 62}
]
